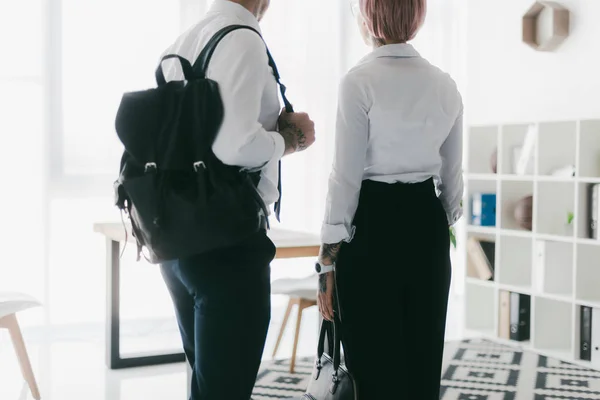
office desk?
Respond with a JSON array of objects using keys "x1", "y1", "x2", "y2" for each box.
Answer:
[{"x1": 93, "y1": 222, "x2": 320, "y2": 369}]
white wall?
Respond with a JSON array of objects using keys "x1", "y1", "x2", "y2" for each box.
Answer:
[{"x1": 466, "y1": 0, "x2": 600, "y2": 125}]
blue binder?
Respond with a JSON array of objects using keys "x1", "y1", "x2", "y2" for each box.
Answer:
[{"x1": 471, "y1": 193, "x2": 496, "y2": 226}]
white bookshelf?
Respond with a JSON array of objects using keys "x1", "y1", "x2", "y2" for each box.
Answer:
[{"x1": 464, "y1": 119, "x2": 600, "y2": 370}]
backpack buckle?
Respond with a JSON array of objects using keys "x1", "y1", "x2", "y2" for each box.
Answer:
[
  {"x1": 144, "y1": 162, "x2": 157, "y2": 173},
  {"x1": 193, "y1": 161, "x2": 206, "y2": 172}
]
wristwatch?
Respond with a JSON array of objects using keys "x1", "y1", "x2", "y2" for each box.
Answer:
[{"x1": 315, "y1": 261, "x2": 335, "y2": 275}]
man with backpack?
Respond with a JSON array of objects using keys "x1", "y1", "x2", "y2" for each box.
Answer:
[{"x1": 153, "y1": 0, "x2": 315, "y2": 399}]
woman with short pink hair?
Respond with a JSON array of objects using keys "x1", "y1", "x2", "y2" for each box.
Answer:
[{"x1": 316, "y1": 0, "x2": 464, "y2": 398}]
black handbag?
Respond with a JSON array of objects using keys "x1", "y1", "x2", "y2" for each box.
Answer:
[
  {"x1": 303, "y1": 301, "x2": 357, "y2": 400},
  {"x1": 113, "y1": 25, "x2": 292, "y2": 264}
]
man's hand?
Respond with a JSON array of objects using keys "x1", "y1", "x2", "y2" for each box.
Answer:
[
  {"x1": 278, "y1": 109, "x2": 316, "y2": 156},
  {"x1": 317, "y1": 271, "x2": 335, "y2": 321}
]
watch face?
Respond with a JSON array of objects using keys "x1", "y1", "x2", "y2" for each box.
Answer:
[{"x1": 315, "y1": 262, "x2": 321, "y2": 273}]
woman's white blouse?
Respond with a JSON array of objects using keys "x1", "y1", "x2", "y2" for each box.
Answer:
[{"x1": 321, "y1": 43, "x2": 464, "y2": 244}]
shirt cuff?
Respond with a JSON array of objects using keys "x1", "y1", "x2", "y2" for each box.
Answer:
[
  {"x1": 240, "y1": 131, "x2": 285, "y2": 173},
  {"x1": 447, "y1": 207, "x2": 463, "y2": 226},
  {"x1": 268, "y1": 130, "x2": 285, "y2": 165},
  {"x1": 320, "y1": 223, "x2": 355, "y2": 244}
]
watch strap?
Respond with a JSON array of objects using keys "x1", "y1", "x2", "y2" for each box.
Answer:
[{"x1": 316, "y1": 261, "x2": 335, "y2": 275}]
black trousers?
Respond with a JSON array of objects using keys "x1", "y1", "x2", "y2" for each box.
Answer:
[
  {"x1": 160, "y1": 230, "x2": 276, "y2": 400},
  {"x1": 336, "y1": 179, "x2": 452, "y2": 399}
]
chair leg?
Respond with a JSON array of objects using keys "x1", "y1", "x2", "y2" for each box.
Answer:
[
  {"x1": 272, "y1": 298, "x2": 296, "y2": 359},
  {"x1": 0, "y1": 314, "x2": 41, "y2": 400},
  {"x1": 290, "y1": 299, "x2": 315, "y2": 374}
]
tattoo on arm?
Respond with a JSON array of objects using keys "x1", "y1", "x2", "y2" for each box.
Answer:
[
  {"x1": 321, "y1": 242, "x2": 342, "y2": 265},
  {"x1": 318, "y1": 242, "x2": 343, "y2": 294},
  {"x1": 319, "y1": 273, "x2": 328, "y2": 293},
  {"x1": 279, "y1": 121, "x2": 307, "y2": 152}
]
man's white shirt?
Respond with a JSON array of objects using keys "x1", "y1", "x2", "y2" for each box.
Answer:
[{"x1": 160, "y1": 0, "x2": 284, "y2": 208}]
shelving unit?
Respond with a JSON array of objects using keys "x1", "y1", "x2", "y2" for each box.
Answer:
[{"x1": 464, "y1": 119, "x2": 600, "y2": 370}]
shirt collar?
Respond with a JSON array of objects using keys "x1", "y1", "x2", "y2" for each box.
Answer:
[
  {"x1": 209, "y1": 0, "x2": 261, "y2": 33},
  {"x1": 357, "y1": 43, "x2": 421, "y2": 66}
]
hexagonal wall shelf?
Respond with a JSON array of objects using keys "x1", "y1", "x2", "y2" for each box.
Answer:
[{"x1": 522, "y1": 1, "x2": 570, "y2": 51}]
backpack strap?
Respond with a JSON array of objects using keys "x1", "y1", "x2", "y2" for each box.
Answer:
[
  {"x1": 194, "y1": 25, "x2": 293, "y2": 113},
  {"x1": 194, "y1": 25, "x2": 290, "y2": 222}
]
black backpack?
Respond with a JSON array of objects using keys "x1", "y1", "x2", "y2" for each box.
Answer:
[{"x1": 113, "y1": 25, "x2": 292, "y2": 264}]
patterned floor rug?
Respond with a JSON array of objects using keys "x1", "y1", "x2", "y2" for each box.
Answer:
[{"x1": 252, "y1": 339, "x2": 600, "y2": 399}]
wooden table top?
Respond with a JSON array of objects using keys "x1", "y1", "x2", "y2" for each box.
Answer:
[{"x1": 93, "y1": 222, "x2": 321, "y2": 259}]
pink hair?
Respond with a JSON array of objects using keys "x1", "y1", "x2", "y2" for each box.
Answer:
[{"x1": 360, "y1": 0, "x2": 427, "y2": 44}]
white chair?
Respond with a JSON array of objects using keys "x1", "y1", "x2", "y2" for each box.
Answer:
[
  {"x1": 0, "y1": 292, "x2": 41, "y2": 400},
  {"x1": 271, "y1": 274, "x2": 318, "y2": 373}
]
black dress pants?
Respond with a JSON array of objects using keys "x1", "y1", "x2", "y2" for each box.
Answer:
[
  {"x1": 160, "y1": 230, "x2": 276, "y2": 400},
  {"x1": 336, "y1": 178, "x2": 452, "y2": 399}
]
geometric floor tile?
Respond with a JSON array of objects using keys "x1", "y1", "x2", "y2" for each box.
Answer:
[{"x1": 253, "y1": 339, "x2": 600, "y2": 399}]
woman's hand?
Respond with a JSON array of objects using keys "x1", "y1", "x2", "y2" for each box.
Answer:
[
  {"x1": 317, "y1": 241, "x2": 342, "y2": 321},
  {"x1": 317, "y1": 271, "x2": 335, "y2": 321}
]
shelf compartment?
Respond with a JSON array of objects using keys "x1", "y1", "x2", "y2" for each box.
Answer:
[
  {"x1": 575, "y1": 299, "x2": 600, "y2": 310},
  {"x1": 467, "y1": 225, "x2": 497, "y2": 235},
  {"x1": 500, "y1": 124, "x2": 535, "y2": 175},
  {"x1": 533, "y1": 297, "x2": 573, "y2": 354},
  {"x1": 537, "y1": 121, "x2": 577, "y2": 177},
  {"x1": 466, "y1": 277, "x2": 495, "y2": 288},
  {"x1": 500, "y1": 174, "x2": 535, "y2": 181},
  {"x1": 575, "y1": 243, "x2": 600, "y2": 304},
  {"x1": 467, "y1": 180, "x2": 498, "y2": 227},
  {"x1": 578, "y1": 120, "x2": 600, "y2": 179},
  {"x1": 499, "y1": 229, "x2": 533, "y2": 238},
  {"x1": 533, "y1": 239, "x2": 573, "y2": 297},
  {"x1": 536, "y1": 292, "x2": 572, "y2": 303},
  {"x1": 500, "y1": 180, "x2": 534, "y2": 231},
  {"x1": 466, "y1": 233, "x2": 496, "y2": 282},
  {"x1": 465, "y1": 282, "x2": 496, "y2": 333},
  {"x1": 536, "y1": 181, "x2": 575, "y2": 237},
  {"x1": 467, "y1": 173, "x2": 497, "y2": 181},
  {"x1": 579, "y1": 177, "x2": 600, "y2": 184},
  {"x1": 498, "y1": 235, "x2": 532, "y2": 288},
  {"x1": 536, "y1": 233, "x2": 573, "y2": 243},
  {"x1": 468, "y1": 125, "x2": 499, "y2": 175},
  {"x1": 498, "y1": 284, "x2": 533, "y2": 298},
  {"x1": 576, "y1": 182, "x2": 600, "y2": 240}
]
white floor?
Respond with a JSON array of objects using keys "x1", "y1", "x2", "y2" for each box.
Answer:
[{"x1": 0, "y1": 293, "x2": 464, "y2": 400}]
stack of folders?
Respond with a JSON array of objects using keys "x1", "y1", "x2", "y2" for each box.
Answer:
[
  {"x1": 498, "y1": 291, "x2": 531, "y2": 342},
  {"x1": 580, "y1": 306, "x2": 600, "y2": 366},
  {"x1": 467, "y1": 237, "x2": 495, "y2": 281}
]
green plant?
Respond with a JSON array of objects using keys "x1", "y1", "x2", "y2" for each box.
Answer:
[
  {"x1": 449, "y1": 226, "x2": 457, "y2": 249},
  {"x1": 567, "y1": 212, "x2": 574, "y2": 225}
]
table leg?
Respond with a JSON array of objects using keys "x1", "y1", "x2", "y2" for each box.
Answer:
[
  {"x1": 106, "y1": 239, "x2": 120, "y2": 369},
  {"x1": 105, "y1": 238, "x2": 185, "y2": 369}
]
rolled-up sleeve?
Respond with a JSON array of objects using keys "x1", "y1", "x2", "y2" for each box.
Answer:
[
  {"x1": 321, "y1": 74, "x2": 370, "y2": 244},
  {"x1": 438, "y1": 102, "x2": 464, "y2": 225},
  {"x1": 208, "y1": 30, "x2": 284, "y2": 170}
]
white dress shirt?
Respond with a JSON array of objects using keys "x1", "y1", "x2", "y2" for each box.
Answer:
[
  {"x1": 321, "y1": 44, "x2": 464, "y2": 244},
  {"x1": 159, "y1": 0, "x2": 284, "y2": 208}
]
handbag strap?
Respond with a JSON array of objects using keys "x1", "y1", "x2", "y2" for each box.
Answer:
[{"x1": 316, "y1": 285, "x2": 344, "y2": 374}]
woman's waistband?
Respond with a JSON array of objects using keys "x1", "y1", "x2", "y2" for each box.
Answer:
[{"x1": 360, "y1": 177, "x2": 437, "y2": 198}]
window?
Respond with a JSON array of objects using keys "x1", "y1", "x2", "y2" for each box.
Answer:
[
  {"x1": 57, "y1": 0, "x2": 184, "y2": 178},
  {"x1": 0, "y1": 1, "x2": 46, "y2": 326}
]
